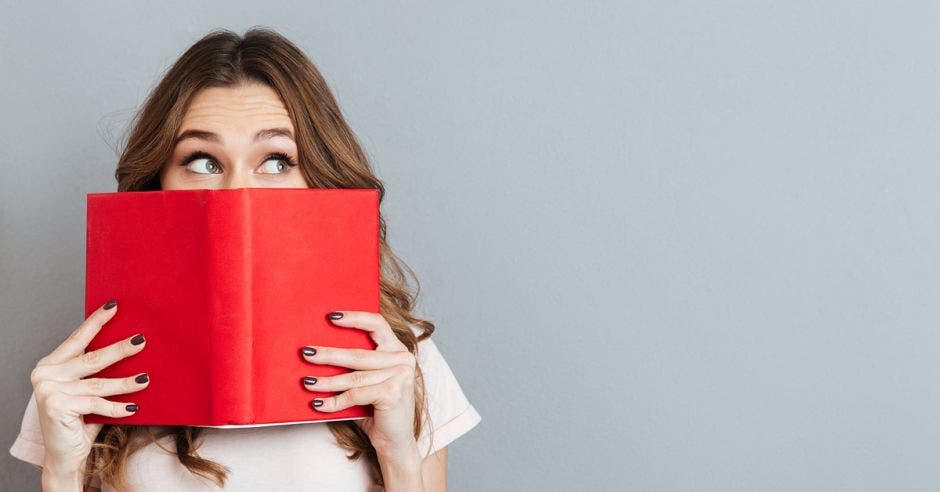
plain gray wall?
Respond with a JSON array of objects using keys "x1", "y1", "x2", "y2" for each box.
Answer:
[{"x1": 3, "y1": 1, "x2": 940, "y2": 490}]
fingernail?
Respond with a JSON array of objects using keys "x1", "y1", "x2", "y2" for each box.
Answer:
[
  {"x1": 311, "y1": 399, "x2": 323, "y2": 408},
  {"x1": 103, "y1": 299, "x2": 117, "y2": 310},
  {"x1": 126, "y1": 404, "x2": 139, "y2": 412},
  {"x1": 327, "y1": 311, "x2": 343, "y2": 320},
  {"x1": 303, "y1": 376, "x2": 317, "y2": 386},
  {"x1": 130, "y1": 334, "x2": 145, "y2": 345},
  {"x1": 135, "y1": 373, "x2": 149, "y2": 384},
  {"x1": 302, "y1": 346, "x2": 317, "y2": 357}
]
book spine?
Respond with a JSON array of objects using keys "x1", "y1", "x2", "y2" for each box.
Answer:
[{"x1": 205, "y1": 190, "x2": 253, "y2": 425}]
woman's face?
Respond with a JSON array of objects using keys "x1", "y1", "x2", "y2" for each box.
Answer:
[{"x1": 160, "y1": 82, "x2": 308, "y2": 190}]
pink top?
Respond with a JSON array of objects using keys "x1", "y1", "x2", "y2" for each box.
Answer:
[{"x1": 8, "y1": 334, "x2": 481, "y2": 491}]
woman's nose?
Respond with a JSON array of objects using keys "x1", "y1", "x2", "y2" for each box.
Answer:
[{"x1": 221, "y1": 166, "x2": 249, "y2": 189}]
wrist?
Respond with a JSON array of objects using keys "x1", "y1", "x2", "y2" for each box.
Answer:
[
  {"x1": 374, "y1": 438, "x2": 422, "y2": 466},
  {"x1": 375, "y1": 440, "x2": 425, "y2": 492},
  {"x1": 41, "y1": 469, "x2": 83, "y2": 492},
  {"x1": 41, "y1": 458, "x2": 84, "y2": 492}
]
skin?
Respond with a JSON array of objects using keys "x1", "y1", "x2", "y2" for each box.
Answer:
[{"x1": 33, "y1": 82, "x2": 447, "y2": 491}]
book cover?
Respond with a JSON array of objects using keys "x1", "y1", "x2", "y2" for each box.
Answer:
[{"x1": 82, "y1": 187, "x2": 379, "y2": 427}]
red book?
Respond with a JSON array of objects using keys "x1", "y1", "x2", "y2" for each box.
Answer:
[{"x1": 82, "y1": 188, "x2": 379, "y2": 427}]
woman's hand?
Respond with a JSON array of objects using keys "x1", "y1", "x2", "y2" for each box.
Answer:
[
  {"x1": 300, "y1": 310, "x2": 418, "y2": 457},
  {"x1": 29, "y1": 299, "x2": 149, "y2": 486}
]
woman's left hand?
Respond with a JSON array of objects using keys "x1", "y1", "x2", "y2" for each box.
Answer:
[{"x1": 301, "y1": 310, "x2": 418, "y2": 457}]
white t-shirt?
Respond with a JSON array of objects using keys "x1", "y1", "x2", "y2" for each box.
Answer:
[{"x1": 8, "y1": 335, "x2": 481, "y2": 491}]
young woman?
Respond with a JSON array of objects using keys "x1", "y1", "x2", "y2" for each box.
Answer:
[{"x1": 8, "y1": 27, "x2": 481, "y2": 491}]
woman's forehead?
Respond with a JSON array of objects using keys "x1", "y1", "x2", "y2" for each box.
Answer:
[{"x1": 179, "y1": 83, "x2": 293, "y2": 136}]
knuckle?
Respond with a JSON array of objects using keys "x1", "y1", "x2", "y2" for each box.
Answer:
[
  {"x1": 393, "y1": 364, "x2": 413, "y2": 380},
  {"x1": 44, "y1": 393, "x2": 66, "y2": 412},
  {"x1": 91, "y1": 398, "x2": 106, "y2": 416},
  {"x1": 102, "y1": 399, "x2": 122, "y2": 417},
  {"x1": 77, "y1": 321, "x2": 100, "y2": 340},
  {"x1": 30, "y1": 365, "x2": 47, "y2": 387},
  {"x1": 348, "y1": 371, "x2": 365, "y2": 386},
  {"x1": 119, "y1": 341, "x2": 136, "y2": 357},
  {"x1": 87, "y1": 378, "x2": 105, "y2": 392},
  {"x1": 326, "y1": 394, "x2": 340, "y2": 410},
  {"x1": 34, "y1": 379, "x2": 55, "y2": 398},
  {"x1": 350, "y1": 349, "x2": 368, "y2": 363},
  {"x1": 81, "y1": 350, "x2": 102, "y2": 367},
  {"x1": 382, "y1": 379, "x2": 401, "y2": 395},
  {"x1": 99, "y1": 398, "x2": 121, "y2": 417}
]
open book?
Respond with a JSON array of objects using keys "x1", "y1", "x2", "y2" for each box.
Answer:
[{"x1": 82, "y1": 188, "x2": 379, "y2": 427}]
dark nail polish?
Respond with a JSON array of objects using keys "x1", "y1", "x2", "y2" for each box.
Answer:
[
  {"x1": 327, "y1": 311, "x2": 343, "y2": 320},
  {"x1": 126, "y1": 404, "x2": 139, "y2": 412},
  {"x1": 311, "y1": 399, "x2": 323, "y2": 408},
  {"x1": 130, "y1": 334, "x2": 145, "y2": 345},
  {"x1": 135, "y1": 373, "x2": 149, "y2": 384},
  {"x1": 302, "y1": 346, "x2": 317, "y2": 357},
  {"x1": 103, "y1": 299, "x2": 117, "y2": 310},
  {"x1": 303, "y1": 376, "x2": 317, "y2": 386}
]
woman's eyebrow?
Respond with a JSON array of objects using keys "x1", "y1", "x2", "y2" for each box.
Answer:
[{"x1": 174, "y1": 127, "x2": 295, "y2": 145}]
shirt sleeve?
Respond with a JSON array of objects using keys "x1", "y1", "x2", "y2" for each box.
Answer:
[
  {"x1": 413, "y1": 333, "x2": 482, "y2": 458},
  {"x1": 9, "y1": 390, "x2": 45, "y2": 469}
]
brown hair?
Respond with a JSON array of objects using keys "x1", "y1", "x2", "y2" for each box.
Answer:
[{"x1": 84, "y1": 27, "x2": 435, "y2": 490}]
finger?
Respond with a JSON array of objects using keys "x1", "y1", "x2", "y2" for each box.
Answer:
[
  {"x1": 326, "y1": 311, "x2": 405, "y2": 351},
  {"x1": 311, "y1": 383, "x2": 385, "y2": 412},
  {"x1": 301, "y1": 345, "x2": 415, "y2": 371},
  {"x1": 35, "y1": 373, "x2": 149, "y2": 400},
  {"x1": 66, "y1": 373, "x2": 150, "y2": 397},
  {"x1": 60, "y1": 332, "x2": 146, "y2": 380},
  {"x1": 42, "y1": 299, "x2": 119, "y2": 365},
  {"x1": 69, "y1": 395, "x2": 140, "y2": 417},
  {"x1": 302, "y1": 367, "x2": 399, "y2": 392}
]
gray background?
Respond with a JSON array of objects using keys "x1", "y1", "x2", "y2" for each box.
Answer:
[{"x1": 2, "y1": 1, "x2": 939, "y2": 491}]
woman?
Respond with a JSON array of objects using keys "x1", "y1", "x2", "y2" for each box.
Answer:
[{"x1": 8, "y1": 27, "x2": 481, "y2": 491}]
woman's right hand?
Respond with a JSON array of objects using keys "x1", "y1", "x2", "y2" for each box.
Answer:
[{"x1": 29, "y1": 299, "x2": 149, "y2": 486}]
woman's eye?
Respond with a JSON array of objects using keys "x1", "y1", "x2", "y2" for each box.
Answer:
[
  {"x1": 179, "y1": 152, "x2": 294, "y2": 175},
  {"x1": 187, "y1": 157, "x2": 221, "y2": 174},
  {"x1": 258, "y1": 156, "x2": 294, "y2": 174}
]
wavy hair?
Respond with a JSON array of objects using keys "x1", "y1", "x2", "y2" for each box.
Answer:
[{"x1": 83, "y1": 27, "x2": 434, "y2": 490}]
